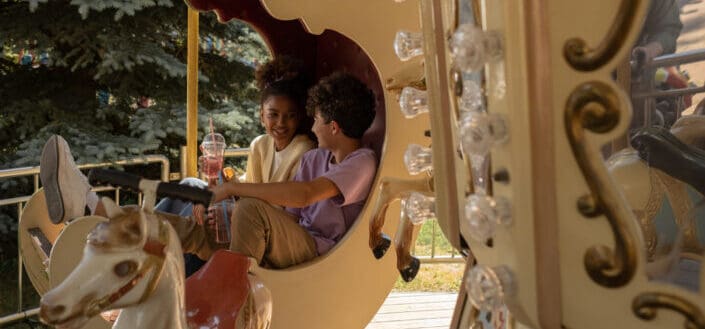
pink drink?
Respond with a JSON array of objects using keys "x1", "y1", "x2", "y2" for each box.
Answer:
[
  {"x1": 202, "y1": 155, "x2": 223, "y2": 179},
  {"x1": 199, "y1": 133, "x2": 226, "y2": 182},
  {"x1": 208, "y1": 200, "x2": 234, "y2": 243}
]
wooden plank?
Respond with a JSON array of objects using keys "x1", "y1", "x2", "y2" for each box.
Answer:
[
  {"x1": 375, "y1": 301, "x2": 454, "y2": 313},
  {"x1": 366, "y1": 317, "x2": 452, "y2": 329},
  {"x1": 379, "y1": 293, "x2": 457, "y2": 305},
  {"x1": 371, "y1": 309, "x2": 454, "y2": 322},
  {"x1": 367, "y1": 292, "x2": 458, "y2": 329}
]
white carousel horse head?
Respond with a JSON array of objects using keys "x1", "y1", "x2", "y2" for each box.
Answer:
[
  {"x1": 39, "y1": 197, "x2": 187, "y2": 329},
  {"x1": 40, "y1": 193, "x2": 272, "y2": 329}
]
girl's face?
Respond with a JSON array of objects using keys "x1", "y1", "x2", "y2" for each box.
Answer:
[{"x1": 261, "y1": 95, "x2": 301, "y2": 150}]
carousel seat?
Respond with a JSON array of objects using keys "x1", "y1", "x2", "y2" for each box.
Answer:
[
  {"x1": 18, "y1": 189, "x2": 65, "y2": 295},
  {"x1": 185, "y1": 249, "x2": 252, "y2": 329}
]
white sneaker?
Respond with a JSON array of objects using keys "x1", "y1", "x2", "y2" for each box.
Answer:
[{"x1": 40, "y1": 135, "x2": 91, "y2": 224}]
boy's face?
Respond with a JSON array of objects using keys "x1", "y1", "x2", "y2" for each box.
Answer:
[{"x1": 312, "y1": 110, "x2": 333, "y2": 149}]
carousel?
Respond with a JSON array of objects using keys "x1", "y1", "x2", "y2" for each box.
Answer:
[{"x1": 13, "y1": 0, "x2": 705, "y2": 328}]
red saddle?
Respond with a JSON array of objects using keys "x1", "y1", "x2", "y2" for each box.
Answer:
[{"x1": 185, "y1": 249, "x2": 251, "y2": 329}]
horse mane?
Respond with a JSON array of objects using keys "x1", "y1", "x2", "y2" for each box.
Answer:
[{"x1": 87, "y1": 205, "x2": 144, "y2": 251}]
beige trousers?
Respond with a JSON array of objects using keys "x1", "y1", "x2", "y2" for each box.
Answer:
[
  {"x1": 229, "y1": 198, "x2": 317, "y2": 269},
  {"x1": 160, "y1": 198, "x2": 317, "y2": 269}
]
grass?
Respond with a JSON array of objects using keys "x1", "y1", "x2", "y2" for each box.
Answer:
[
  {"x1": 392, "y1": 219, "x2": 465, "y2": 292},
  {"x1": 393, "y1": 263, "x2": 464, "y2": 292}
]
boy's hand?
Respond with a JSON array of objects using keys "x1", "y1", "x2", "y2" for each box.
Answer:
[{"x1": 210, "y1": 183, "x2": 231, "y2": 203}]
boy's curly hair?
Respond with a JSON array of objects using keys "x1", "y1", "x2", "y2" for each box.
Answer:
[
  {"x1": 254, "y1": 55, "x2": 312, "y2": 134},
  {"x1": 306, "y1": 72, "x2": 376, "y2": 139}
]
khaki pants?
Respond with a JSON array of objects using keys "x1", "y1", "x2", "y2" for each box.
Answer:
[
  {"x1": 229, "y1": 198, "x2": 317, "y2": 269},
  {"x1": 159, "y1": 198, "x2": 317, "y2": 269}
]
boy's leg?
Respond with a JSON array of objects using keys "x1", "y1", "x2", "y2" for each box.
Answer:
[
  {"x1": 154, "y1": 177, "x2": 210, "y2": 275},
  {"x1": 154, "y1": 177, "x2": 207, "y2": 216},
  {"x1": 230, "y1": 198, "x2": 317, "y2": 269},
  {"x1": 40, "y1": 135, "x2": 99, "y2": 223},
  {"x1": 155, "y1": 210, "x2": 223, "y2": 261}
]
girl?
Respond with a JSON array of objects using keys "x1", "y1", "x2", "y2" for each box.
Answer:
[{"x1": 157, "y1": 56, "x2": 315, "y2": 275}]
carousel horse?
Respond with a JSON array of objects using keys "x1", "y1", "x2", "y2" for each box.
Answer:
[
  {"x1": 368, "y1": 176, "x2": 433, "y2": 282},
  {"x1": 39, "y1": 170, "x2": 271, "y2": 329},
  {"x1": 631, "y1": 126, "x2": 705, "y2": 197},
  {"x1": 607, "y1": 117, "x2": 705, "y2": 291}
]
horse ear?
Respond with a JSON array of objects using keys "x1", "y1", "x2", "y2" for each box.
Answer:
[{"x1": 101, "y1": 197, "x2": 124, "y2": 219}]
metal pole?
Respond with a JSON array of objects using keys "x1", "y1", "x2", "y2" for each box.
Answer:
[
  {"x1": 186, "y1": 9, "x2": 200, "y2": 179},
  {"x1": 0, "y1": 307, "x2": 40, "y2": 326},
  {"x1": 17, "y1": 203, "x2": 23, "y2": 312},
  {"x1": 431, "y1": 220, "x2": 437, "y2": 259}
]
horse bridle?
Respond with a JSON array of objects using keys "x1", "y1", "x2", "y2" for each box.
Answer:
[{"x1": 84, "y1": 218, "x2": 170, "y2": 318}]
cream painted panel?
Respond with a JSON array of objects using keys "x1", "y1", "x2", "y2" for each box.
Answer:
[
  {"x1": 252, "y1": 1, "x2": 431, "y2": 329},
  {"x1": 544, "y1": 0, "x2": 705, "y2": 328}
]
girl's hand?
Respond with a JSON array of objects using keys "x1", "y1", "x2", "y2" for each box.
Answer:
[{"x1": 193, "y1": 204, "x2": 206, "y2": 225}]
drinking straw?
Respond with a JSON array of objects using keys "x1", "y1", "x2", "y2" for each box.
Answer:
[{"x1": 218, "y1": 170, "x2": 232, "y2": 241}]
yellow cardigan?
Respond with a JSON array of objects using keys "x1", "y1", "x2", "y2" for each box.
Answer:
[{"x1": 244, "y1": 134, "x2": 315, "y2": 183}]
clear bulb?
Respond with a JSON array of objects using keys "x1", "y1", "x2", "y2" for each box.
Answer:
[
  {"x1": 464, "y1": 195, "x2": 512, "y2": 242},
  {"x1": 465, "y1": 265, "x2": 516, "y2": 311},
  {"x1": 394, "y1": 30, "x2": 424, "y2": 61},
  {"x1": 464, "y1": 194, "x2": 497, "y2": 243},
  {"x1": 450, "y1": 24, "x2": 503, "y2": 72},
  {"x1": 459, "y1": 112, "x2": 493, "y2": 158},
  {"x1": 399, "y1": 87, "x2": 428, "y2": 118},
  {"x1": 459, "y1": 79, "x2": 484, "y2": 113},
  {"x1": 404, "y1": 192, "x2": 435, "y2": 225},
  {"x1": 404, "y1": 144, "x2": 433, "y2": 175},
  {"x1": 459, "y1": 112, "x2": 508, "y2": 159}
]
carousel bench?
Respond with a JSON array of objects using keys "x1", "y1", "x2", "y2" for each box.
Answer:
[{"x1": 27, "y1": 227, "x2": 53, "y2": 265}]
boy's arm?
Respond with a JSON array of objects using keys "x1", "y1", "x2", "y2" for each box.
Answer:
[{"x1": 211, "y1": 177, "x2": 341, "y2": 208}]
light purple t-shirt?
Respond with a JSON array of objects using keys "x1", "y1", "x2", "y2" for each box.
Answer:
[{"x1": 286, "y1": 148, "x2": 377, "y2": 255}]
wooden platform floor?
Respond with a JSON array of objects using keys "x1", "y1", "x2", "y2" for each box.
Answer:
[{"x1": 366, "y1": 292, "x2": 458, "y2": 329}]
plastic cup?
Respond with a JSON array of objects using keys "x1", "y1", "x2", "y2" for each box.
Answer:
[
  {"x1": 199, "y1": 133, "x2": 226, "y2": 180},
  {"x1": 208, "y1": 199, "x2": 234, "y2": 244}
]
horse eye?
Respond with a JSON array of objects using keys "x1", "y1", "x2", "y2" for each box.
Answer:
[{"x1": 114, "y1": 261, "x2": 137, "y2": 277}]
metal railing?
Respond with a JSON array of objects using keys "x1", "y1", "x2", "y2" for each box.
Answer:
[
  {"x1": 0, "y1": 155, "x2": 170, "y2": 326},
  {"x1": 631, "y1": 48, "x2": 705, "y2": 126}
]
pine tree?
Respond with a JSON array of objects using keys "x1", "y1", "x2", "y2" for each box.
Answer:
[{"x1": 0, "y1": 0, "x2": 269, "y2": 169}]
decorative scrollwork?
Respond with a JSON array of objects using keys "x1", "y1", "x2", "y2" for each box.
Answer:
[
  {"x1": 565, "y1": 81, "x2": 637, "y2": 287},
  {"x1": 563, "y1": 0, "x2": 641, "y2": 71},
  {"x1": 633, "y1": 292, "x2": 705, "y2": 329}
]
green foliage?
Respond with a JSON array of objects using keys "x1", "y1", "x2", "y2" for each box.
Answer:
[
  {"x1": 0, "y1": 0, "x2": 269, "y2": 263},
  {"x1": 0, "y1": 0, "x2": 269, "y2": 169}
]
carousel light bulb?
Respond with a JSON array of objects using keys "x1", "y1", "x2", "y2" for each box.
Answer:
[
  {"x1": 459, "y1": 112, "x2": 509, "y2": 159},
  {"x1": 466, "y1": 264, "x2": 516, "y2": 311},
  {"x1": 450, "y1": 24, "x2": 503, "y2": 72},
  {"x1": 459, "y1": 112, "x2": 494, "y2": 158},
  {"x1": 459, "y1": 79, "x2": 484, "y2": 113},
  {"x1": 394, "y1": 30, "x2": 424, "y2": 61},
  {"x1": 404, "y1": 144, "x2": 433, "y2": 175},
  {"x1": 404, "y1": 192, "x2": 436, "y2": 225},
  {"x1": 464, "y1": 194, "x2": 512, "y2": 242},
  {"x1": 399, "y1": 87, "x2": 429, "y2": 118}
]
